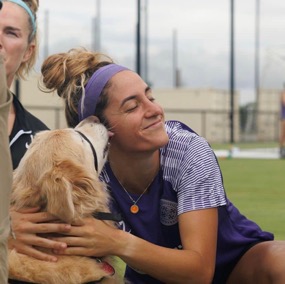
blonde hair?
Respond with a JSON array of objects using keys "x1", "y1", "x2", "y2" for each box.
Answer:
[
  {"x1": 40, "y1": 47, "x2": 114, "y2": 127},
  {"x1": 4, "y1": 0, "x2": 39, "y2": 78}
]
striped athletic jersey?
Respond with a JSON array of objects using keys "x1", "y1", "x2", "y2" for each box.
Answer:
[{"x1": 100, "y1": 120, "x2": 273, "y2": 284}]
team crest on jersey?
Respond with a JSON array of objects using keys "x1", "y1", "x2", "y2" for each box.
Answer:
[{"x1": 160, "y1": 199, "x2": 178, "y2": 226}]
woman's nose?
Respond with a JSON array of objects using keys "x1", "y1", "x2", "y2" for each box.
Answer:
[{"x1": 144, "y1": 99, "x2": 162, "y2": 117}]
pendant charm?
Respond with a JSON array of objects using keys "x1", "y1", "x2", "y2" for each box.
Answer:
[{"x1": 130, "y1": 204, "x2": 139, "y2": 214}]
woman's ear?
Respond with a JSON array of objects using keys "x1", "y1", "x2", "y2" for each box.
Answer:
[{"x1": 22, "y1": 42, "x2": 35, "y2": 63}]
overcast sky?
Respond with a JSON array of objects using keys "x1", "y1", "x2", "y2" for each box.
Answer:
[{"x1": 37, "y1": 0, "x2": 285, "y2": 105}]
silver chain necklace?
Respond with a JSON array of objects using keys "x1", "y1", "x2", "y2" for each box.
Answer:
[{"x1": 117, "y1": 178, "x2": 155, "y2": 214}]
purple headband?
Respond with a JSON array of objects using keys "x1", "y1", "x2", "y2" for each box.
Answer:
[{"x1": 78, "y1": 64, "x2": 129, "y2": 121}]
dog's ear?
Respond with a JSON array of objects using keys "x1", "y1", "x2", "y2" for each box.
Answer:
[{"x1": 39, "y1": 163, "x2": 76, "y2": 224}]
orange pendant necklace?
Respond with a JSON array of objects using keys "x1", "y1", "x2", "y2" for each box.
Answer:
[
  {"x1": 118, "y1": 179, "x2": 154, "y2": 214},
  {"x1": 130, "y1": 204, "x2": 140, "y2": 214}
]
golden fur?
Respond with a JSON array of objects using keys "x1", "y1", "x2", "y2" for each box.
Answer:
[{"x1": 8, "y1": 116, "x2": 123, "y2": 284}]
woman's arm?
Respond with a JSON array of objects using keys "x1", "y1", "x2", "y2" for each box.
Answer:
[
  {"x1": 53, "y1": 207, "x2": 218, "y2": 284},
  {"x1": 121, "y1": 208, "x2": 218, "y2": 283}
]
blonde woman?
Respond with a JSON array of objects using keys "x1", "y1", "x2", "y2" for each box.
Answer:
[{"x1": 0, "y1": 0, "x2": 48, "y2": 169}]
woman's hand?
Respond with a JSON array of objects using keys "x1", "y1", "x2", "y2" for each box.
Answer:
[
  {"x1": 9, "y1": 207, "x2": 71, "y2": 262},
  {"x1": 51, "y1": 217, "x2": 123, "y2": 257}
]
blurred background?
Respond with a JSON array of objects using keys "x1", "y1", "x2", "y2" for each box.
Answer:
[
  {"x1": 15, "y1": 0, "x2": 285, "y2": 145},
  {"x1": 36, "y1": 0, "x2": 285, "y2": 93}
]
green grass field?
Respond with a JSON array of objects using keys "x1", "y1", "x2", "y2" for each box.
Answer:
[{"x1": 218, "y1": 158, "x2": 285, "y2": 240}]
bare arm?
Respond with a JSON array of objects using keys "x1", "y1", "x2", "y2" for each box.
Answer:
[
  {"x1": 119, "y1": 208, "x2": 217, "y2": 283},
  {"x1": 53, "y1": 207, "x2": 218, "y2": 283}
]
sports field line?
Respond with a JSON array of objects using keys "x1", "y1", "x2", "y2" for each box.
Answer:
[{"x1": 214, "y1": 147, "x2": 281, "y2": 159}]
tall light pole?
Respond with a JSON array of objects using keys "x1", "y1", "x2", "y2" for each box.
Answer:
[
  {"x1": 255, "y1": 0, "x2": 260, "y2": 133},
  {"x1": 230, "y1": 0, "x2": 235, "y2": 143},
  {"x1": 92, "y1": 0, "x2": 101, "y2": 51},
  {"x1": 173, "y1": 29, "x2": 179, "y2": 87},
  {"x1": 136, "y1": 0, "x2": 141, "y2": 75},
  {"x1": 144, "y1": 0, "x2": 148, "y2": 83}
]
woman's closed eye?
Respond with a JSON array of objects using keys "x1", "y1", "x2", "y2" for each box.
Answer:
[
  {"x1": 125, "y1": 103, "x2": 138, "y2": 112},
  {"x1": 125, "y1": 97, "x2": 156, "y2": 112}
]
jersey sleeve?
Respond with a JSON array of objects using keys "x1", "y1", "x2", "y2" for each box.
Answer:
[
  {"x1": 176, "y1": 135, "x2": 227, "y2": 215},
  {"x1": 162, "y1": 121, "x2": 227, "y2": 215}
]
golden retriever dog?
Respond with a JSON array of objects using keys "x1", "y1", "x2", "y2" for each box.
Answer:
[{"x1": 8, "y1": 116, "x2": 123, "y2": 284}]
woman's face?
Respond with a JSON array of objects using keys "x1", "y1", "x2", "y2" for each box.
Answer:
[
  {"x1": 104, "y1": 70, "x2": 169, "y2": 154},
  {"x1": 0, "y1": 2, "x2": 34, "y2": 87}
]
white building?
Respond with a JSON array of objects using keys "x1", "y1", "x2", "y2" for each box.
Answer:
[{"x1": 12, "y1": 73, "x2": 281, "y2": 143}]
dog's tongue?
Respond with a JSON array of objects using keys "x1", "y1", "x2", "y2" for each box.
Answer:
[
  {"x1": 95, "y1": 258, "x2": 115, "y2": 275},
  {"x1": 101, "y1": 260, "x2": 115, "y2": 275},
  {"x1": 108, "y1": 131, "x2": 114, "y2": 138}
]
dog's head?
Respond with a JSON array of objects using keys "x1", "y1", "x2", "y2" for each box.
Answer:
[
  {"x1": 11, "y1": 116, "x2": 112, "y2": 224},
  {"x1": 75, "y1": 116, "x2": 111, "y2": 174}
]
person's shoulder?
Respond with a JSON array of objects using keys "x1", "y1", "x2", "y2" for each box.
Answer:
[
  {"x1": 164, "y1": 120, "x2": 212, "y2": 154},
  {"x1": 163, "y1": 120, "x2": 202, "y2": 153},
  {"x1": 165, "y1": 120, "x2": 197, "y2": 133},
  {"x1": 13, "y1": 94, "x2": 49, "y2": 131},
  {"x1": 165, "y1": 120, "x2": 199, "y2": 141},
  {"x1": 24, "y1": 110, "x2": 49, "y2": 130}
]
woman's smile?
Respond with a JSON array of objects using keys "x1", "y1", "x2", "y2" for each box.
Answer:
[{"x1": 143, "y1": 118, "x2": 164, "y2": 131}]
